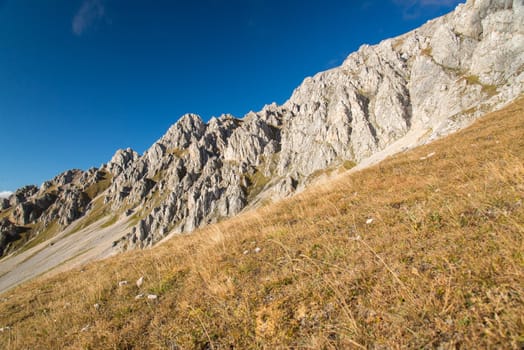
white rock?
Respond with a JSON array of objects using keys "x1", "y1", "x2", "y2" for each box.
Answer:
[
  {"x1": 118, "y1": 280, "x2": 128, "y2": 287},
  {"x1": 147, "y1": 294, "x2": 158, "y2": 300},
  {"x1": 136, "y1": 276, "x2": 144, "y2": 288},
  {"x1": 366, "y1": 218, "x2": 374, "y2": 225},
  {"x1": 420, "y1": 152, "x2": 436, "y2": 160},
  {"x1": 254, "y1": 247, "x2": 262, "y2": 253},
  {"x1": 135, "y1": 294, "x2": 144, "y2": 300}
]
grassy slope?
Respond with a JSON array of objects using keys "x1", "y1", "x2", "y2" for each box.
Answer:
[{"x1": 0, "y1": 97, "x2": 523, "y2": 349}]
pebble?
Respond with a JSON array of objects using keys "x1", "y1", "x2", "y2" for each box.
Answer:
[
  {"x1": 366, "y1": 218, "x2": 374, "y2": 224},
  {"x1": 419, "y1": 151, "x2": 436, "y2": 160},
  {"x1": 118, "y1": 280, "x2": 128, "y2": 287},
  {"x1": 136, "y1": 276, "x2": 144, "y2": 288},
  {"x1": 254, "y1": 247, "x2": 261, "y2": 253},
  {"x1": 147, "y1": 294, "x2": 158, "y2": 300}
]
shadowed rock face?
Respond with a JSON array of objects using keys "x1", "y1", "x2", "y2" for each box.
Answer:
[
  {"x1": 1, "y1": 0, "x2": 523, "y2": 255},
  {"x1": 0, "y1": 219, "x2": 22, "y2": 257}
]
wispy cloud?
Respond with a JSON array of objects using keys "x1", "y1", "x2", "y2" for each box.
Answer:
[
  {"x1": 72, "y1": 0, "x2": 106, "y2": 36},
  {"x1": 0, "y1": 191, "x2": 12, "y2": 199},
  {"x1": 392, "y1": 0, "x2": 463, "y2": 19}
]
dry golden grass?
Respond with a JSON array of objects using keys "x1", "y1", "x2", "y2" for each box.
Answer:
[{"x1": 0, "y1": 97, "x2": 523, "y2": 349}]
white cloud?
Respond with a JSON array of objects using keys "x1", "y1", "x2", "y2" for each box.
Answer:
[
  {"x1": 72, "y1": 0, "x2": 106, "y2": 36},
  {"x1": 0, "y1": 191, "x2": 13, "y2": 199}
]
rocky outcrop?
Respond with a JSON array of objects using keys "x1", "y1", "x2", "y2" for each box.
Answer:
[
  {"x1": 8, "y1": 186, "x2": 38, "y2": 207},
  {"x1": 0, "y1": 168, "x2": 112, "y2": 257},
  {"x1": 0, "y1": 219, "x2": 23, "y2": 257},
  {"x1": 2, "y1": 0, "x2": 523, "y2": 255}
]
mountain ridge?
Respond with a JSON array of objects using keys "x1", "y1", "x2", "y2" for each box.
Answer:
[{"x1": 0, "y1": 0, "x2": 523, "y2": 281}]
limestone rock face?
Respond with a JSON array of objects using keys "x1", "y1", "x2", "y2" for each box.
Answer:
[
  {"x1": 9, "y1": 186, "x2": 38, "y2": 207},
  {"x1": 0, "y1": 168, "x2": 112, "y2": 257},
  {"x1": 2, "y1": 0, "x2": 523, "y2": 254},
  {"x1": 108, "y1": 148, "x2": 140, "y2": 177}
]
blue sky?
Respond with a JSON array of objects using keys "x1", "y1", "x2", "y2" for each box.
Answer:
[{"x1": 0, "y1": 0, "x2": 464, "y2": 194}]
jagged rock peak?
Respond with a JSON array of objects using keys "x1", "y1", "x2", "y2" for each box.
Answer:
[
  {"x1": 160, "y1": 113, "x2": 207, "y2": 149},
  {"x1": 108, "y1": 148, "x2": 139, "y2": 176}
]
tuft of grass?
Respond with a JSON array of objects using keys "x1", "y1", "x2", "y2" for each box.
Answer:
[
  {"x1": 463, "y1": 75, "x2": 498, "y2": 97},
  {"x1": 392, "y1": 37, "x2": 405, "y2": 51},
  {"x1": 127, "y1": 213, "x2": 142, "y2": 228},
  {"x1": 421, "y1": 46, "x2": 433, "y2": 57},
  {"x1": 245, "y1": 169, "x2": 271, "y2": 200},
  {"x1": 342, "y1": 160, "x2": 357, "y2": 170},
  {"x1": 100, "y1": 215, "x2": 118, "y2": 228},
  {"x1": 152, "y1": 170, "x2": 166, "y2": 183},
  {"x1": 167, "y1": 147, "x2": 188, "y2": 158},
  {"x1": 0, "y1": 96, "x2": 523, "y2": 349},
  {"x1": 84, "y1": 171, "x2": 112, "y2": 200}
]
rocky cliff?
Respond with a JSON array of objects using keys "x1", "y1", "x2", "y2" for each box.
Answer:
[{"x1": 1, "y1": 0, "x2": 522, "y2": 256}]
